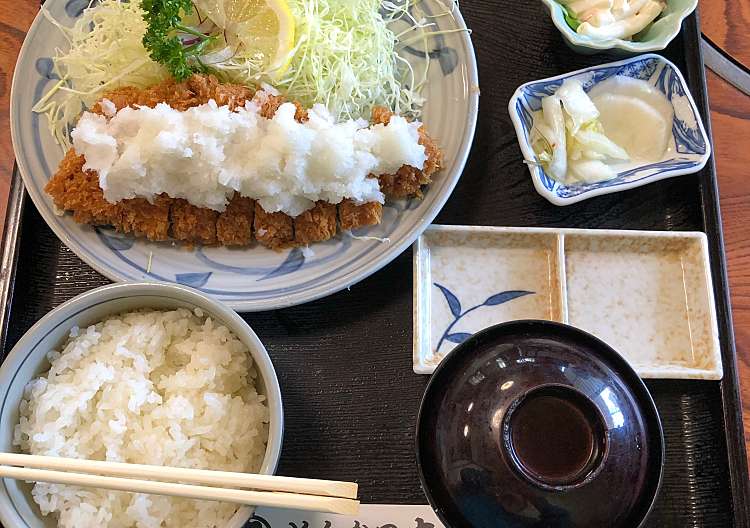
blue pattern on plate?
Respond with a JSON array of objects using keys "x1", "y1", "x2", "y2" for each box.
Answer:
[
  {"x1": 96, "y1": 228, "x2": 135, "y2": 251},
  {"x1": 65, "y1": 0, "x2": 92, "y2": 18},
  {"x1": 258, "y1": 249, "x2": 305, "y2": 282},
  {"x1": 35, "y1": 58, "x2": 58, "y2": 80},
  {"x1": 401, "y1": 45, "x2": 459, "y2": 77},
  {"x1": 433, "y1": 283, "x2": 534, "y2": 352},
  {"x1": 193, "y1": 235, "x2": 355, "y2": 278},
  {"x1": 509, "y1": 55, "x2": 711, "y2": 205},
  {"x1": 175, "y1": 272, "x2": 213, "y2": 288},
  {"x1": 392, "y1": 0, "x2": 459, "y2": 77}
]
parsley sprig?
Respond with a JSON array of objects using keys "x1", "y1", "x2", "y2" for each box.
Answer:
[{"x1": 142, "y1": 0, "x2": 217, "y2": 81}]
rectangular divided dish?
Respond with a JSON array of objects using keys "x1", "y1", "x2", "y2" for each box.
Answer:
[{"x1": 414, "y1": 225, "x2": 721, "y2": 379}]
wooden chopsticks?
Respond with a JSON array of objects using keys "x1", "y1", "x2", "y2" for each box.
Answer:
[{"x1": 0, "y1": 453, "x2": 359, "y2": 515}]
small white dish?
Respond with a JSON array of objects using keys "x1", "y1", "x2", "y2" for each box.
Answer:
[
  {"x1": 413, "y1": 225, "x2": 722, "y2": 380},
  {"x1": 541, "y1": 0, "x2": 698, "y2": 54},
  {"x1": 413, "y1": 227, "x2": 565, "y2": 373},
  {"x1": 508, "y1": 54, "x2": 711, "y2": 206}
]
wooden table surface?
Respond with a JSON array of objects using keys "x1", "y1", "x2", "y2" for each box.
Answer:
[{"x1": 0, "y1": 0, "x2": 749, "y2": 464}]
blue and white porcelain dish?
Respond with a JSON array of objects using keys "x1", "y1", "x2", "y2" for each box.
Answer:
[
  {"x1": 413, "y1": 225, "x2": 722, "y2": 380},
  {"x1": 541, "y1": 0, "x2": 698, "y2": 55},
  {"x1": 508, "y1": 54, "x2": 711, "y2": 206},
  {"x1": 10, "y1": 0, "x2": 479, "y2": 312}
]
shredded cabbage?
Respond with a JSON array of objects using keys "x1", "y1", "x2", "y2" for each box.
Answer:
[
  {"x1": 35, "y1": 0, "x2": 465, "y2": 148},
  {"x1": 33, "y1": 0, "x2": 169, "y2": 150},
  {"x1": 205, "y1": 0, "x2": 464, "y2": 120},
  {"x1": 281, "y1": 0, "x2": 421, "y2": 120}
]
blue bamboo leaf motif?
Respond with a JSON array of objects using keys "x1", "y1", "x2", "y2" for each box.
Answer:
[
  {"x1": 96, "y1": 228, "x2": 135, "y2": 251},
  {"x1": 484, "y1": 291, "x2": 534, "y2": 306},
  {"x1": 434, "y1": 283, "x2": 535, "y2": 353},
  {"x1": 175, "y1": 272, "x2": 213, "y2": 288},
  {"x1": 434, "y1": 283, "x2": 461, "y2": 317},
  {"x1": 445, "y1": 333, "x2": 472, "y2": 344},
  {"x1": 258, "y1": 248, "x2": 305, "y2": 282}
]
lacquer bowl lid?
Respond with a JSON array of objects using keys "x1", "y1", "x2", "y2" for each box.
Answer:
[{"x1": 416, "y1": 320, "x2": 664, "y2": 528}]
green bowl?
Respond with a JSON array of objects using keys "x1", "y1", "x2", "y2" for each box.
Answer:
[
  {"x1": 0, "y1": 282, "x2": 284, "y2": 528},
  {"x1": 541, "y1": 0, "x2": 699, "y2": 54}
]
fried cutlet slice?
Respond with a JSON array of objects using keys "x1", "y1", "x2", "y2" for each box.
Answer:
[
  {"x1": 371, "y1": 106, "x2": 442, "y2": 198},
  {"x1": 94, "y1": 75, "x2": 256, "y2": 114},
  {"x1": 115, "y1": 195, "x2": 171, "y2": 241},
  {"x1": 378, "y1": 165, "x2": 433, "y2": 199},
  {"x1": 338, "y1": 200, "x2": 383, "y2": 231},
  {"x1": 44, "y1": 149, "x2": 119, "y2": 225},
  {"x1": 94, "y1": 74, "x2": 310, "y2": 123},
  {"x1": 185, "y1": 75, "x2": 256, "y2": 110},
  {"x1": 293, "y1": 202, "x2": 337, "y2": 245},
  {"x1": 254, "y1": 203, "x2": 294, "y2": 250},
  {"x1": 45, "y1": 150, "x2": 171, "y2": 240},
  {"x1": 253, "y1": 90, "x2": 309, "y2": 122},
  {"x1": 45, "y1": 150, "x2": 171, "y2": 239},
  {"x1": 217, "y1": 195, "x2": 255, "y2": 246},
  {"x1": 170, "y1": 199, "x2": 219, "y2": 245}
]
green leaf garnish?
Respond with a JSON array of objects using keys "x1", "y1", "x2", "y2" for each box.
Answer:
[{"x1": 142, "y1": 0, "x2": 216, "y2": 81}]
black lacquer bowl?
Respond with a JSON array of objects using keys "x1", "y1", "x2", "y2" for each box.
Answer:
[{"x1": 416, "y1": 320, "x2": 664, "y2": 528}]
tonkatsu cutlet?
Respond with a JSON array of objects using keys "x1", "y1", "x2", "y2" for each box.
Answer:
[
  {"x1": 216, "y1": 196, "x2": 255, "y2": 247},
  {"x1": 254, "y1": 204, "x2": 294, "y2": 250},
  {"x1": 45, "y1": 74, "x2": 442, "y2": 250},
  {"x1": 46, "y1": 149, "x2": 172, "y2": 240},
  {"x1": 293, "y1": 202, "x2": 338, "y2": 246},
  {"x1": 170, "y1": 199, "x2": 219, "y2": 245},
  {"x1": 371, "y1": 107, "x2": 443, "y2": 198},
  {"x1": 339, "y1": 200, "x2": 383, "y2": 231}
]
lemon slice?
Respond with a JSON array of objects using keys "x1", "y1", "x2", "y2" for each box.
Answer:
[{"x1": 195, "y1": 0, "x2": 295, "y2": 74}]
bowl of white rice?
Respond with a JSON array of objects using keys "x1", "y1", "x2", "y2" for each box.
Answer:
[{"x1": 0, "y1": 282, "x2": 283, "y2": 528}]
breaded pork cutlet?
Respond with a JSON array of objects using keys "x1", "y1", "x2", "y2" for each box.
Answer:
[
  {"x1": 46, "y1": 149, "x2": 172, "y2": 240},
  {"x1": 117, "y1": 196, "x2": 171, "y2": 241},
  {"x1": 45, "y1": 74, "x2": 442, "y2": 250},
  {"x1": 95, "y1": 75, "x2": 254, "y2": 114},
  {"x1": 170, "y1": 199, "x2": 219, "y2": 245},
  {"x1": 339, "y1": 200, "x2": 383, "y2": 231},
  {"x1": 217, "y1": 195, "x2": 255, "y2": 246},
  {"x1": 46, "y1": 149, "x2": 118, "y2": 226},
  {"x1": 371, "y1": 106, "x2": 442, "y2": 198},
  {"x1": 294, "y1": 202, "x2": 338, "y2": 246},
  {"x1": 254, "y1": 204, "x2": 294, "y2": 250}
]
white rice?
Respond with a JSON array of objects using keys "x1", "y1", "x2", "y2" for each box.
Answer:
[{"x1": 13, "y1": 308, "x2": 269, "y2": 528}]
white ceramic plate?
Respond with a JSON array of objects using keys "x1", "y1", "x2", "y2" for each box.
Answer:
[{"x1": 10, "y1": 0, "x2": 479, "y2": 311}]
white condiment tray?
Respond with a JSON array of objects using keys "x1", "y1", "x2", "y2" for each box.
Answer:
[{"x1": 413, "y1": 225, "x2": 722, "y2": 380}]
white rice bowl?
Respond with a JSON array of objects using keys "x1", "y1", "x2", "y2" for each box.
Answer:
[{"x1": 13, "y1": 308, "x2": 269, "y2": 528}]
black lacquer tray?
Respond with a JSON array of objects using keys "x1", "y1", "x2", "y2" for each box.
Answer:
[{"x1": 1, "y1": 3, "x2": 748, "y2": 526}]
